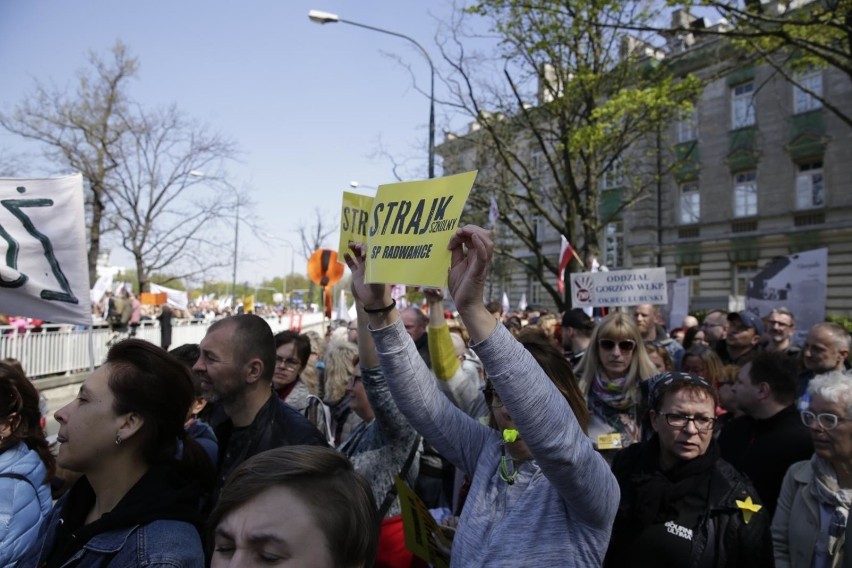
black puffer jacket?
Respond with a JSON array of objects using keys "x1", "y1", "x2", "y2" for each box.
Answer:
[{"x1": 606, "y1": 436, "x2": 773, "y2": 568}]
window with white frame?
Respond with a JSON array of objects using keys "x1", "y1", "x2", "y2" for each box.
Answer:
[
  {"x1": 796, "y1": 161, "x2": 825, "y2": 210},
  {"x1": 679, "y1": 182, "x2": 700, "y2": 224},
  {"x1": 733, "y1": 171, "x2": 757, "y2": 217},
  {"x1": 733, "y1": 262, "x2": 758, "y2": 299},
  {"x1": 681, "y1": 265, "x2": 701, "y2": 298},
  {"x1": 678, "y1": 108, "x2": 699, "y2": 143},
  {"x1": 532, "y1": 214, "x2": 544, "y2": 241},
  {"x1": 731, "y1": 82, "x2": 756, "y2": 129},
  {"x1": 601, "y1": 159, "x2": 625, "y2": 190},
  {"x1": 529, "y1": 276, "x2": 543, "y2": 305},
  {"x1": 604, "y1": 221, "x2": 624, "y2": 268},
  {"x1": 530, "y1": 148, "x2": 546, "y2": 181},
  {"x1": 794, "y1": 68, "x2": 823, "y2": 113}
]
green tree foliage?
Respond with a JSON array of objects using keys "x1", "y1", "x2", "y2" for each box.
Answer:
[{"x1": 439, "y1": 0, "x2": 702, "y2": 309}]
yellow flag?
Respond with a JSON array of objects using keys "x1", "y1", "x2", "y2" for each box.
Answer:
[
  {"x1": 338, "y1": 191, "x2": 374, "y2": 261},
  {"x1": 242, "y1": 295, "x2": 255, "y2": 314},
  {"x1": 365, "y1": 171, "x2": 477, "y2": 287}
]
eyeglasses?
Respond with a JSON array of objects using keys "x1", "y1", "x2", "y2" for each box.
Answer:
[
  {"x1": 483, "y1": 388, "x2": 504, "y2": 409},
  {"x1": 767, "y1": 320, "x2": 792, "y2": 328},
  {"x1": 275, "y1": 356, "x2": 301, "y2": 369},
  {"x1": 598, "y1": 339, "x2": 636, "y2": 352},
  {"x1": 801, "y1": 411, "x2": 850, "y2": 430},
  {"x1": 662, "y1": 413, "x2": 716, "y2": 431},
  {"x1": 702, "y1": 322, "x2": 725, "y2": 329}
]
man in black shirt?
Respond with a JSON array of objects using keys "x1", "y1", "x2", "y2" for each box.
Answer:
[
  {"x1": 193, "y1": 314, "x2": 327, "y2": 495},
  {"x1": 718, "y1": 351, "x2": 813, "y2": 515}
]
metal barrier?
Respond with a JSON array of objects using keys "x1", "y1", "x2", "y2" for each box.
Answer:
[{"x1": 0, "y1": 312, "x2": 326, "y2": 379}]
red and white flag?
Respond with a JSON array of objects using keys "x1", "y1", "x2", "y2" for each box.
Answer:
[{"x1": 558, "y1": 235, "x2": 574, "y2": 294}]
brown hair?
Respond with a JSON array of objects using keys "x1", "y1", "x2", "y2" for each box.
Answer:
[
  {"x1": 107, "y1": 339, "x2": 214, "y2": 491},
  {"x1": 274, "y1": 330, "x2": 311, "y2": 373},
  {"x1": 210, "y1": 446, "x2": 379, "y2": 568},
  {"x1": 486, "y1": 327, "x2": 590, "y2": 433},
  {"x1": 0, "y1": 363, "x2": 55, "y2": 482}
]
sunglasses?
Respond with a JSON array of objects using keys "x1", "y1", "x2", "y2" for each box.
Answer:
[{"x1": 599, "y1": 338, "x2": 636, "y2": 352}]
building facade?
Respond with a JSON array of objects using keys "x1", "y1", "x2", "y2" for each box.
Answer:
[{"x1": 438, "y1": 12, "x2": 852, "y2": 318}]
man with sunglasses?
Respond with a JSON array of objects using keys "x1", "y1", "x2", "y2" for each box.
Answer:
[{"x1": 718, "y1": 351, "x2": 814, "y2": 516}]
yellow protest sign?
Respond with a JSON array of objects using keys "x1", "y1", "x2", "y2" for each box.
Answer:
[
  {"x1": 338, "y1": 191, "x2": 374, "y2": 262},
  {"x1": 242, "y1": 295, "x2": 255, "y2": 314},
  {"x1": 395, "y1": 476, "x2": 450, "y2": 568},
  {"x1": 365, "y1": 171, "x2": 477, "y2": 287}
]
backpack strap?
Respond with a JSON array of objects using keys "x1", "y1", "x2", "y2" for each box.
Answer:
[{"x1": 377, "y1": 435, "x2": 421, "y2": 519}]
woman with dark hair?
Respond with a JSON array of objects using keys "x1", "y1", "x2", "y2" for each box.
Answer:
[
  {"x1": 0, "y1": 362, "x2": 54, "y2": 566},
  {"x1": 272, "y1": 330, "x2": 312, "y2": 409},
  {"x1": 605, "y1": 372, "x2": 772, "y2": 566},
  {"x1": 210, "y1": 446, "x2": 379, "y2": 568},
  {"x1": 35, "y1": 339, "x2": 214, "y2": 567},
  {"x1": 682, "y1": 326, "x2": 709, "y2": 352},
  {"x1": 344, "y1": 226, "x2": 618, "y2": 566}
]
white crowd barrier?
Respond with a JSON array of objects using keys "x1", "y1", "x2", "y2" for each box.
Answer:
[{"x1": 0, "y1": 312, "x2": 326, "y2": 380}]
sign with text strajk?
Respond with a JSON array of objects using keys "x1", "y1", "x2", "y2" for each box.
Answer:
[
  {"x1": 338, "y1": 191, "x2": 374, "y2": 261},
  {"x1": 365, "y1": 171, "x2": 477, "y2": 287},
  {"x1": 571, "y1": 267, "x2": 668, "y2": 308}
]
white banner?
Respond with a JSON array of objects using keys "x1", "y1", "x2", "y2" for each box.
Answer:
[
  {"x1": 745, "y1": 248, "x2": 827, "y2": 344},
  {"x1": 0, "y1": 175, "x2": 92, "y2": 325},
  {"x1": 570, "y1": 267, "x2": 668, "y2": 308},
  {"x1": 667, "y1": 277, "x2": 691, "y2": 330},
  {"x1": 150, "y1": 283, "x2": 189, "y2": 311},
  {"x1": 90, "y1": 273, "x2": 113, "y2": 304}
]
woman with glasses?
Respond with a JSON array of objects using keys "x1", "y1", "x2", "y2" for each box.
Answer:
[
  {"x1": 344, "y1": 226, "x2": 618, "y2": 566},
  {"x1": 773, "y1": 371, "x2": 852, "y2": 567},
  {"x1": 605, "y1": 372, "x2": 772, "y2": 567},
  {"x1": 575, "y1": 312, "x2": 658, "y2": 453}
]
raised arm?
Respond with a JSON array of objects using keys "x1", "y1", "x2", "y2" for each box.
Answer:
[
  {"x1": 425, "y1": 289, "x2": 461, "y2": 381},
  {"x1": 345, "y1": 242, "x2": 493, "y2": 474},
  {"x1": 447, "y1": 225, "x2": 618, "y2": 527}
]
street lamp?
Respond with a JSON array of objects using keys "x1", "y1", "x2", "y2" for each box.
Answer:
[
  {"x1": 349, "y1": 180, "x2": 377, "y2": 191},
  {"x1": 309, "y1": 9, "x2": 436, "y2": 179},
  {"x1": 190, "y1": 170, "x2": 241, "y2": 304}
]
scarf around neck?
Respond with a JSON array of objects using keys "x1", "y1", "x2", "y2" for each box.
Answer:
[{"x1": 811, "y1": 454, "x2": 852, "y2": 559}]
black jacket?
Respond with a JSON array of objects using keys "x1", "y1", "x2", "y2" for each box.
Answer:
[
  {"x1": 606, "y1": 437, "x2": 772, "y2": 568},
  {"x1": 718, "y1": 404, "x2": 813, "y2": 516},
  {"x1": 214, "y1": 393, "x2": 328, "y2": 491}
]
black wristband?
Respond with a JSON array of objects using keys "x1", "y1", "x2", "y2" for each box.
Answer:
[{"x1": 363, "y1": 299, "x2": 396, "y2": 314}]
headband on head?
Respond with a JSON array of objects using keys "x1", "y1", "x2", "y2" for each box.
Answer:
[{"x1": 647, "y1": 371, "x2": 712, "y2": 410}]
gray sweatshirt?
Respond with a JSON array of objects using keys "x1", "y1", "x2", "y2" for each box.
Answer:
[{"x1": 372, "y1": 319, "x2": 619, "y2": 567}]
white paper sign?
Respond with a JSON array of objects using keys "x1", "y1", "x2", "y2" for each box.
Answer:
[
  {"x1": 0, "y1": 175, "x2": 92, "y2": 325},
  {"x1": 570, "y1": 267, "x2": 668, "y2": 308},
  {"x1": 745, "y1": 248, "x2": 827, "y2": 344},
  {"x1": 150, "y1": 283, "x2": 189, "y2": 311}
]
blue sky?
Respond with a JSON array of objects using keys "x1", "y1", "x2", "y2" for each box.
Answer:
[{"x1": 0, "y1": 0, "x2": 473, "y2": 285}]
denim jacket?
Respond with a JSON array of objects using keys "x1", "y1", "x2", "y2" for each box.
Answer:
[
  {"x1": 35, "y1": 464, "x2": 206, "y2": 568},
  {"x1": 36, "y1": 510, "x2": 205, "y2": 567}
]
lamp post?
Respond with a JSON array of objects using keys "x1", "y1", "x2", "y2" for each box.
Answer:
[{"x1": 309, "y1": 9, "x2": 436, "y2": 179}]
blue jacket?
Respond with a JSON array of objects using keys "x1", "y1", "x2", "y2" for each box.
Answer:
[
  {"x1": 0, "y1": 442, "x2": 52, "y2": 568},
  {"x1": 35, "y1": 464, "x2": 206, "y2": 567}
]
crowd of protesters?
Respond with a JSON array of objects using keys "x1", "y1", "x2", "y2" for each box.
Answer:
[{"x1": 1, "y1": 224, "x2": 851, "y2": 566}]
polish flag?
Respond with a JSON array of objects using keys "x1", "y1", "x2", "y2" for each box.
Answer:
[{"x1": 558, "y1": 235, "x2": 574, "y2": 294}]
